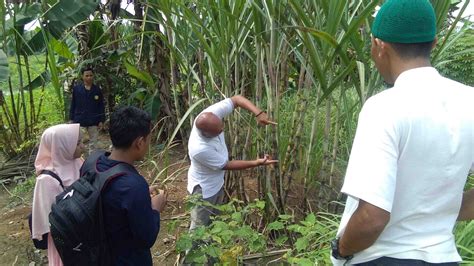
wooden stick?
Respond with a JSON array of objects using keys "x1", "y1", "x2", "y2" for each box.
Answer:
[
  {"x1": 1, "y1": 183, "x2": 24, "y2": 202},
  {"x1": 161, "y1": 213, "x2": 188, "y2": 221},
  {"x1": 242, "y1": 249, "x2": 291, "y2": 260}
]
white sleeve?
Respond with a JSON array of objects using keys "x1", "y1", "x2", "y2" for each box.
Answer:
[
  {"x1": 202, "y1": 98, "x2": 234, "y2": 119},
  {"x1": 193, "y1": 149, "x2": 228, "y2": 170},
  {"x1": 341, "y1": 97, "x2": 400, "y2": 213}
]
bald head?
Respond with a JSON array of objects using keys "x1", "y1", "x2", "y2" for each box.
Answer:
[{"x1": 195, "y1": 112, "x2": 224, "y2": 138}]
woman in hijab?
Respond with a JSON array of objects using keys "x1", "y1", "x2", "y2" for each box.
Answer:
[{"x1": 31, "y1": 124, "x2": 84, "y2": 265}]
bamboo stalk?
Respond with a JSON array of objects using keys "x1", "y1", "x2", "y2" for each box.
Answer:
[
  {"x1": 7, "y1": 78, "x2": 19, "y2": 134},
  {"x1": 12, "y1": 8, "x2": 30, "y2": 139},
  {"x1": 23, "y1": 55, "x2": 35, "y2": 126},
  {"x1": 319, "y1": 98, "x2": 332, "y2": 183},
  {"x1": 303, "y1": 88, "x2": 321, "y2": 211},
  {"x1": 35, "y1": 54, "x2": 49, "y2": 122},
  {"x1": 282, "y1": 66, "x2": 312, "y2": 205},
  {"x1": 329, "y1": 92, "x2": 343, "y2": 187}
]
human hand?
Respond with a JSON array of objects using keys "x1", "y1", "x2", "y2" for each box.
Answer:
[
  {"x1": 149, "y1": 185, "x2": 159, "y2": 196},
  {"x1": 98, "y1": 122, "x2": 104, "y2": 131},
  {"x1": 256, "y1": 112, "x2": 278, "y2": 126},
  {"x1": 256, "y1": 154, "x2": 279, "y2": 166},
  {"x1": 151, "y1": 189, "x2": 167, "y2": 213}
]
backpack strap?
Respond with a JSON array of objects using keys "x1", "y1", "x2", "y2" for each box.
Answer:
[
  {"x1": 96, "y1": 163, "x2": 136, "y2": 192},
  {"x1": 80, "y1": 151, "x2": 136, "y2": 192},
  {"x1": 80, "y1": 150, "x2": 108, "y2": 176},
  {"x1": 39, "y1": 170, "x2": 64, "y2": 189}
]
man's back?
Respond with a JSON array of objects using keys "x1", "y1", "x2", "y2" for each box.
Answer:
[
  {"x1": 98, "y1": 154, "x2": 160, "y2": 266},
  {"x1": 338, "y1": 67, "x2": 474, "y2": 263},
  {"x1": 187, "y1": 98, "x2": 234, "y2": 198}
]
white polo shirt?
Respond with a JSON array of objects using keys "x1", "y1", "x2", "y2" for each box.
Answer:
[
  {"x1": 333, "y1": 67, "x2": 474, "y2": 265},
  {"x1": 187, "y1": 98, "x2": 234, "y2": 198}
]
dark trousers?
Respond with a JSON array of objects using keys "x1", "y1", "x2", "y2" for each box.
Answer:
[{"x1": 356, "y1": 257, "x2": 459, "y2": 266}]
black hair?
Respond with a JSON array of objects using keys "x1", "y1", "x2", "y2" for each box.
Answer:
[
  {"x1": 389, "y1": 40, "x2": 435, "y2": 60},
  {"x1": 81, "y1": 66, "x2": 93, "y2": 75},
  {"x1": 109, "y1": 106, "x2": 151, "y2": 149}
]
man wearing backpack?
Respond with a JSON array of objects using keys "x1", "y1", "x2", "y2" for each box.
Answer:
[{"x1": 98, "y1": 106, "x2": 167, "y2": 265}]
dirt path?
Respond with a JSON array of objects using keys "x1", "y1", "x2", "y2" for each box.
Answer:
[
  {"x1": 0, "y1": 132, "x2": 191, "y2": 265},
  {"x1": 0, "y1": 185, "x2": 46, "y2": 265}
]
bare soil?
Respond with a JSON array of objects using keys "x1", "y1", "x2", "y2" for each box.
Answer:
[{"x1": 0, "y1": 132, "x2": 341, "y2": 265}]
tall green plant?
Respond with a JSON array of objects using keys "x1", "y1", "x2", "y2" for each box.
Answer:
[
  {"x1": 115, "y1": 0, "x2": 469, "y2": 215},
  {"x1": 0, "y1": 0, "x2": 101, "y2": 158}
]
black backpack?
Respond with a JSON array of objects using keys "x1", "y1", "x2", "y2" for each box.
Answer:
[
  {"x1": 49, "y1": 151, "x2": 131, "y2": 266},
  {"x1": 28, "y1": 170, "x2": 64, "y2": 250}
]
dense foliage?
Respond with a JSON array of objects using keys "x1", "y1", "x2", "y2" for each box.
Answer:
[{"x1": 1, "y1": 0, "x2": 473, "y2": 263}]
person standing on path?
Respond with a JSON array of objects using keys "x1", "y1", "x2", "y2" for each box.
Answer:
[
  {"x1": 32, "y1": 124, "x2": 84, "y2": 266},
  {"x1": 187, "y1": 95, "x2": 278, "y2": 231},
  {"x1": 69, "y1": 66, "x2": 105, "y2": 153},
  {"x1": 331, "y1": 0, "x2": 474, "y2": 265},
  {"x1": 100, "y1": 106, "x2": 167, "y2": 265}
]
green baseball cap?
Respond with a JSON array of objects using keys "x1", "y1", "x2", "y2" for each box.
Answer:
[{"x1": 372, "y1": 0, "x2": 436, "y2": 44}]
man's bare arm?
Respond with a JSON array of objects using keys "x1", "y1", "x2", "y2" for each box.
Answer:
[
  {"x1": 230, "y1": 95, "x2": 277, "y2": 125},
  {"x1": 339, "y1": 200, "x2": 390, "y2": 257},
  {"x1": 458, "y1": 188, "x2": 474, "y2": 221},
  {"x1": 223, "y1": 155, "x2": 278, "y2": 170}
]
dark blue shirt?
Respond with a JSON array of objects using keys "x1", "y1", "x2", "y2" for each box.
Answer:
[
  {"x1": 69, "y1": 84, "x2": 105, "y2": 127},
  {"x1": 98, "y1": 155, "x2": 160, "y2": 266}
]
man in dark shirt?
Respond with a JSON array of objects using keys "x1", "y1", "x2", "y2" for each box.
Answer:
[
  {"x1": 99, "y1": 106, "x2": 167, "y2": 265},
  {"x1": 69, "y1": 67, "x2": 105, "y2": 152}
]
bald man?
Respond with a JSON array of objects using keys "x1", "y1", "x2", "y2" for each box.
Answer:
[{"x1": 187, "y1": 95, "x2": 277, "y2": 231}]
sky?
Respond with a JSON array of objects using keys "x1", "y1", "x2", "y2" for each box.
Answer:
[{"x1": 453, "y1": 0, "x2": 474, "y2": 19}]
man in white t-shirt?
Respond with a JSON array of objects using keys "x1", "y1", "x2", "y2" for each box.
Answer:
[
  {"x1": 331, "y1": 0, "x2": 474, "y2": 265},
  {"x1": 187, "y1": 95, "x2": 278, "y2": 230}
]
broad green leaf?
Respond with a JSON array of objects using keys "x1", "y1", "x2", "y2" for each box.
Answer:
[
  {"x1": 23, "y1": 29, "x2": 46, "y2": 55},
  {"x1": 43, "y1": 0, "x2": 100, "y2": 38},
  {"x1": 186, "y1": 251, "x2": 207, "y2": 264},
  {"x1": 128, "y1": 88, "x2": 147, "y2": 103},
  {"x1": 144, "y1": 93, "x2": 161, "y2": 120},
  {"x1": 231, "y1": 212, "x2": 242, "y2": 222},
  {"x1": 267, "y1": 221, "x2": 285, "y2": 231},
  {"x1": 275, "y1": 235, "x2": 288, "y2": 246},
  {"x1": 175, "y1": 234, "x2": 192, "y2": 252},
  {"x1": 51, "y1": 38, "x2": 73, "y2": 59},
  {"x1": 255, "y1": 200, "x2": 265, "y2": 210},
  {"x1": 88, "y1": 20, "x2": 108, "y2": 52},
  {"x1": 124, "y1": 62, "x2": 154, "y2": 87},
  {"x1": 304, "y1": 213, "x2": 316, "y2": 225},
  {"x1": 278, "y1": 214, "x2": 293, "y2": 221},
  {"x1": 21, "y1": 71, "x2": 51, "y2": 91},
  {"x1": 287, "y1": 257, "x2": 314, "y2": 266},
  {"x1": 295, "y1": 237, "x2": 309, "y2": 251}
]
